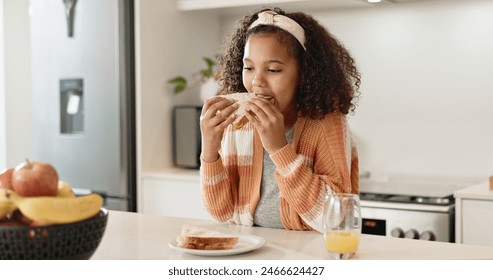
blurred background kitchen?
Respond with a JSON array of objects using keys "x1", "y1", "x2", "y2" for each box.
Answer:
[{"x1": 1, "y1": 0, "x2": 493, "y2": 246}]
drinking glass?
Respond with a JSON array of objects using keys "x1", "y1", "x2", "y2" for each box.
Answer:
[{"x1": 323, "y1": 193, "x2": 362, "y2": 259}]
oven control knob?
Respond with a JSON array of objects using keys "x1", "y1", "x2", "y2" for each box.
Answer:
[
  {"x1": 419, "y1": 231, "x2": 436, "y2": 241},
  {"x1": 404, "y1": 229, "x2": 419, "y2": 239},
  {"x1": 391, "y1": 228, "x2": 404, "y2": 238},
  {"x1": 390, "y1": 228, "x2": 404, "y2": 238}
]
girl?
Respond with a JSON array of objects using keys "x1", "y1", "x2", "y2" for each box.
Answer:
[{"x1": 199, "y1": 7, "x2": 360, "y2": 233}]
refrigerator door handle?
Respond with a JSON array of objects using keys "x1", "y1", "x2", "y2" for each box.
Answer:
[{"x1": 63, "y1": 0, "x2": 78, "y2": 37}]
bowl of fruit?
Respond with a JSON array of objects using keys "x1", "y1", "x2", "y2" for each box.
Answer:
[{"x1": 0, "y1": 160, "x2": 108, "y2": 260}]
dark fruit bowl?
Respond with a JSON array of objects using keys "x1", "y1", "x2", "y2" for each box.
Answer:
[{"x1": 0, "y1": 208, "x2": 108, "y2": 260}]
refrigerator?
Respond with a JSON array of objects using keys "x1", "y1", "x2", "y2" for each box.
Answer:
[{"x1": 29, "y1": 0, "x2": 136, "y2": 211}]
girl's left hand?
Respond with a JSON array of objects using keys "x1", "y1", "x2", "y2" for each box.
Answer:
[{"x1": 244, "y1": 98, "x2": 287, "y2": 154}]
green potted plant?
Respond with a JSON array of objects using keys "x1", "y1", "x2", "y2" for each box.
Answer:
[{"x1": 168, "y1": 57, "x2": 219, "y2": 101}]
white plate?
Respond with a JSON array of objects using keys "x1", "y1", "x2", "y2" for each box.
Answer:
[{"x1": 169, "y1": 235, "x2": 266, "y2": 257}]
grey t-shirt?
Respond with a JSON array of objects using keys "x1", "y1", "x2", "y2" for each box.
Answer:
[{"x1": 253, "y1": 126, "x2": 295, "y2": 229}]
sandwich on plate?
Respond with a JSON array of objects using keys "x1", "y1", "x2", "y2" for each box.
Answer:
[{"x1": 177, "y1": 224, "x2": 239, "y2": 250}]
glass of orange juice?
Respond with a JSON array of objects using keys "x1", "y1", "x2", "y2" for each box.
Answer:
[{"x1": 323, "y1": 193, "x2": 361, "y2": 259}]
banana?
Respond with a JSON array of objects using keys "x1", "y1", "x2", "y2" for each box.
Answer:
[
  {"x1": 0, "y1": 189, "x2": 18, "y2": 219},
  {"x1": 57, "y1": 181, "x2": 76, "y2": 198},
  {"x1": 13, "y1": 193, "x2": 103, "y2": 224}
]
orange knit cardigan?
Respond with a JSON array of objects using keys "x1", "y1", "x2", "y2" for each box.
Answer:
[{"x1": 200, "y1": 111, "x2": 359, "y2": 233}]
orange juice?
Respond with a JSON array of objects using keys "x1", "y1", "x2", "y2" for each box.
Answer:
[{"x1": 325, "y1": 231, "x2": 360, "y2": 254}]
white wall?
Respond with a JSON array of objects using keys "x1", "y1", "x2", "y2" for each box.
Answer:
[
  {"x1": 221, "y1": 0, "x2": 493, "y2": 180},
  {"x1": 316, "y1": 0, "x2": 493, "y2": 179},
  {"x1": 0, "y1": 0, "x2": 6, "y2": 168},
  {"x1": 136, "y1": 0, "x2": 221, "y2": 173},
  {"x1": 0, "y1": 0, "x2": 32, "y2": 169}
]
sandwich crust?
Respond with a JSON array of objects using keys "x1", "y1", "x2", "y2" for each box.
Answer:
[
  {"x1": 178, "y1": 235, "x2": 239, "y2": 245},
  {"x1": 232, "y1": 116, "x2": 249, "y2": 130},
  {"x1": 177, "y1": 242, "x2": 236, "y2": 250}
]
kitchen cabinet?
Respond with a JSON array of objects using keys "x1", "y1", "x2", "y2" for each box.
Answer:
[
  {"x1": 141, "y1": 169, "x2": 213, "y2": 221},
  {"x1": 454, "y1": 181, "x2": 493, "y2": 246}
]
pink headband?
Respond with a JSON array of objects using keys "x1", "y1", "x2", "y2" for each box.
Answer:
[{"x1": 249, "y1": 11, "x2": 307, "y2": 51}]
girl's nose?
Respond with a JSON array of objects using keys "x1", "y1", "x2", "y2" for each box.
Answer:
[{"x1": 252, "y1": 73, "x2": 265, "y2": 87}]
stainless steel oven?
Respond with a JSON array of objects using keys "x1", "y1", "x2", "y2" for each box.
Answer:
[{"x1": 359, "y1": 179, "x2": 468, "y2": 242}]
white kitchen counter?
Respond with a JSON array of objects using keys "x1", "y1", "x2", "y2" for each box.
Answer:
[
  {"x1": 91, "y1": 211, "x2": 493, "y2": 260},
  {"x1": 454, "y1": 180, "x2": 493, "y2": 200}
]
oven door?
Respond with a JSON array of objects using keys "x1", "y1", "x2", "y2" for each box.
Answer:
[{"x1": 361, "y1": 201, "x2": 455, "y2": 242}]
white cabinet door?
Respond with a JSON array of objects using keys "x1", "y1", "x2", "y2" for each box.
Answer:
[
  {"x1": 142, "y1": 176, "x2": 214, "y2": 221},
  {"x1": 462, "y1": 199, "x2": 493, "y2": 246}
]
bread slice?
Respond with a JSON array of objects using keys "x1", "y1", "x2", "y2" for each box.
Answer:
[
  {"x1": 177, "y1": 225, "x2": 239, "y2": 250},
  {"x1": 222, "y1": 92, "x2": 255, "y2": 130},
  {"x1": 222, "y1": 92, "x2": 274, "y2": 130}
]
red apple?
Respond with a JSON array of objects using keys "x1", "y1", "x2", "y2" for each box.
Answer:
[
  {"x1": 11, "y1": 160, "x2": 59, "y2": 197},
  {"x1": 0, "y1": 168, "x2": 14, "y2": 190}
]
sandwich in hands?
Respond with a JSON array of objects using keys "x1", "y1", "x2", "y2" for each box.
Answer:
[
  {"x1": 177, "y1": 224, "x2": 239, "y2": 250},
  {"x1": 223, "y1": 92, "x2": 274, "y2": 130}
]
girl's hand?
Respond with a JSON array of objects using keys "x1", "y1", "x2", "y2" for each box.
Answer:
[
  {"x1": 200, "y1": 96, "x2": 238, "y2": 162},
  {"x1": 244, "y1": 98, "x2": 287, "y2": 154}
]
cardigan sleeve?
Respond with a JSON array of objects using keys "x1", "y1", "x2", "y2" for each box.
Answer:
[
  {"x1": 270, "y1": 113, "x2": 358, "y2": 232},
  {"x1": 199, "y1": 157, "x2": 236, "y2": 222}
]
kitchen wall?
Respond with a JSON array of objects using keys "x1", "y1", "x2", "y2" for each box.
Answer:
[
  {"x1": 316, "y1": 0, "x2": 493, "y2": 179},
  {"x1": 0, "y1": 0, "x2": 32, "y2": 168},
  {"x1": 218, "y1": 0, "x2": 493, "y2": 180},
  {"x1": 0, "y1": 0, "x2": 5, "y2": 167},
  {"x1": 136, "y1": 0, "x2": 221, "y2": 174},
  {"x1": 2, "y1": 0, "x2": 492, "y2": 182}
]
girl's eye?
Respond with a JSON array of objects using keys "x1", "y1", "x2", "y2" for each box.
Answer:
[
  {"x1": 268, "y1": 68, "x2": 281, "y2": 73},
  {"x1": 243, "y1": 66, "x2": 253, "y2": 71}
]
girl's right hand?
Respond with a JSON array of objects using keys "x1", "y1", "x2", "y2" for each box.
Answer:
[{"x1": 200, "y1": 96, "x2": 238, "y2": 162}]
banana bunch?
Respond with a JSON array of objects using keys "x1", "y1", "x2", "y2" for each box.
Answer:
[
  {"x1": 0, "y1": 181, "x2": 103, "y2": 226},
  {"x1": 0, "y1": 189, "x2": 17, "y2": 220}
]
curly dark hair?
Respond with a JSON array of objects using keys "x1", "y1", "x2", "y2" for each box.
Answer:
[{"x1": 218, "y1": 7, "x2": 361, "y2": 117}]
